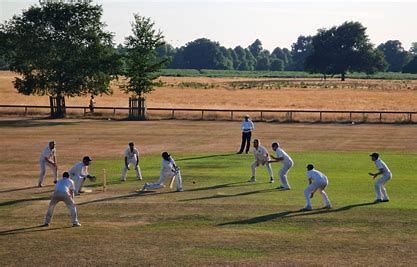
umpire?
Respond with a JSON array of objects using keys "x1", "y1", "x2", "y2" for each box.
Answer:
[{"x1": 237, "y1": 114, "x2": 254, "y2": 154}]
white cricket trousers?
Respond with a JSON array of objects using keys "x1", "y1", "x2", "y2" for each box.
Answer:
[
  {"x1": 279, "y1": 162, "x2": 293, "y2": 189},
  {"x1": 121, "y1": 160, "x2": 142, "y2": 180},
  {"x1": 144, "y1": 170, "x2": 183, "y2": 191},
  {"x1": 71, "y1": 175, "x2": 84, "y2": 194},
  {"x1": 375, "y1": 174, "x2": 391, "y2": 200},
  {"x1": 251, "y1": 161, "x2": 273, "y2": 178},
  {"x1": 45, "y1": 192, "x2": 79, "y2": 224},
  {"x1": 304, "y1": 182, "x2": 331, "y2": 209},
  {"x1": 39, "y1": 160, "x2": 57, "y2": 184}
]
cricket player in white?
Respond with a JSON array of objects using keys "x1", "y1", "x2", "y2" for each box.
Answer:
[
  {"x1": 69, "y1": 156, "x2": 94, "y2": 195},
  {"x1": 368, "y1": 152, "x2": 391, "y2": 203},
  {"x1": 120, "y1": 142, "x2": 142, "y2": 181},
  {"x1": 38, "y1": 141, "x2": 58, "y2": 187},
  {"x1": 269, "y1": 142, "x2": 294, "y2": 190},
  {"x1": 43, "y1": 172, "x2": 81, "y2": 227},
  {"x1": 141, "y1": 152, "x2": 183, "y2": 192},
  {"x1": 301, "y1": 164, "x2": 332, "y2": 211},
  {"x1": 249, "y1": 139, "x2": 274, "y2": 183}
]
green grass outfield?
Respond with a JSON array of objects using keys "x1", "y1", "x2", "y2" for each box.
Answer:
[{"x1": 1, "y1": 151, "x2": 416, "y2": 265}]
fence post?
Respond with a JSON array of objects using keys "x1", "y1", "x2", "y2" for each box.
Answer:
[
  {"x1": 83, "y1": 107, "x2": 86, "y2": 116},
  {"x1": 171, "y1": 110, "x2": 175, "y2": 119},
  {"x1": 231, "y1": 111, "x2": 233, "y2": 121},
  {"x1": 319, "y1": 112, "x2": 322, "y2": 122},
  {"x1": 113, "y1": 108, "x2": 116, "y2": 115},
  {"x1": 201, "y1": 110, "x2": 204, "y2": 120},
  {"x1": 379, "y1": 113, "x2": 382, "y2": 123},
  {"x1": 260, "y1": 111, "x2": 263, "y2": 121},
  {"x1": 24, "y1": 107, "x2": 28, "y2": 116}
]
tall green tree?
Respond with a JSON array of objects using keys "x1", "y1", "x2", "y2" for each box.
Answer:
[
  {"x1": 288, "y1": 35, "x2": 313, "y2": 71},
  {"x1": 0, "y1": 1, "x2": 120, "y2": 117},
  {"x1": 305, "y1": 21, "x2": 387, "y2": 80},
  {"x1": 377, "y1": 40, "x2": 410, "y2": 72},
  {"x1": 409, "y1": 42, "x2": 417, "y2": 55},
  {"x1": 403, "y1": 56, "x2": 417, "y2": 73},
  {"x1": 121, "y1": 14, "x2": 167, "y2": 98},
  {"x1": 248, "y1": 39, "x2": 263, "y2": 58}
]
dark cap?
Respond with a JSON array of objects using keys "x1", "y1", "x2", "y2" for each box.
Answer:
[
  {"x1": 129, "y1": 142, "x2": 134, "y2": 146},
  {"x1": 83, "y1": 156, "x2": 93, "y2": 162},
  {"x1": 306, "y1": 164, "x2": 314, "y2": 170},
  {"x1": 162, "y1": 151, "x2": 170, "y2": 159},
  {"x1": 62, "y1": 171, "x2": 69, "y2": 178},
  {"x1": 369, "y1": 152, "x2": 379, "y2": 158}
]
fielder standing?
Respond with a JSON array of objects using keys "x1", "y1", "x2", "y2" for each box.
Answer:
[
  {"x1": 141, "y1": 152, "x2": 183, "y2": 192},
  {"x1": 38, "y1": 140, "x2": 58, "y2": 187},
  {"x1": 120, "y1": 142, "x2": 143, "y2": 181},
  {"x1": 269, "y1": 142, "x2": 294, "y2": 190},
  {"x1": 69, "y1": 156, "x2": 95, "y2": 195},
  {"x1": 368, "y1": 152, "x2": 391, "y2": 203},
  {"x1": 301, "y1": 164, "x2": 332, "y2": 211},
  {"x1": 249, "y1": 139, "x2": 274, "y2": 183},
  {"x1": 43, "y1": 172, "x2": 81, "y2": 227},
  {"x1": 237, "y1": 115, "x2": 254, "y2": 154}
]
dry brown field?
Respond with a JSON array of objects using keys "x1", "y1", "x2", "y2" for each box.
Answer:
[{"x1": 1, "y1": 71, "x2": 417, "y2": 112}]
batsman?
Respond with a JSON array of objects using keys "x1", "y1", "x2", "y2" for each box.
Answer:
[{"x1": 141, "y1": 152, "x2": 183, "y2": 192}]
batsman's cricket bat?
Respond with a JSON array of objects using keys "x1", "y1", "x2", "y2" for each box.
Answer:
[{"x1": 169, "y1": 176, "x2": 176, "y2": 189}]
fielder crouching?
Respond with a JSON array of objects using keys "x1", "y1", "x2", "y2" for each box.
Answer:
[
  {"x1": 42, "y1": 172, "x2": 81, "y2": 227},
  {"x1": 69, "y1": 156, "x2": 95, "y2": 195},
  {"x1": 141, "y1": 152, "x2": 183, "y2": 192}
]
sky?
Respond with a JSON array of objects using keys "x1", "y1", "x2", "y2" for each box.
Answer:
[{"x1": 1, "y1": 0, "x2": 416, "y2": 51}]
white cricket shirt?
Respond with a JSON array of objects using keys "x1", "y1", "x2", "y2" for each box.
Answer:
[
  {"x1": 253, "y1": 145, "x2": 269, "y2": 161},
  {"x1": 69, "y1": 162, "x2": 89, "y2": 178},
  {"x1": 307, "y1": 169, "x2": 328, "y2": 185},
  {"x1": 161, "y1": 158, "x2": 175, "y2": 174},
  {"x1": 275, "y1": 147, "x2": 293, "y2": 165},
  {"x1": 124, "y1": 147, "x2": 139, "y2": 161},
  {"x1": 55, "y1": 178, "x2": 75, "y2": 195},
  {"x1": 375, "y1": 159, "x2": 391, "y2": 175},
  {"x1": 40, "y1": 145, "x2": 56, "y2": 162}
]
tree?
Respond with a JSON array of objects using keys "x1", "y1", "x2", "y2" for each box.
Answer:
[
  {"x1": 409, "y1": 42, "x2": 417, "y2": 56},
  {"x1": 288, "y1": 35, "x2": 313, "y2": 71},
  {"x1": 122, "y1": 14, "x2": 167, "y2": 119},
  {"x1": 0, "y1": 2, "x2": 120, "y2": 117},
  {"x1": 270, "y1": 58, "x2": 284, "y2": 71},
  {"x1": 248, "y1": 39, "x2": 263, "y2": 58},
  {"x1": 403, "y1": 56, "x2": 417, "y2": 73},
  {"x1": 181, "y1": 38, "x2": 226, "y2": 70},
  {"x1": 377, "y1": 40, "x2": 410, "y2": 72},
  {"x1": 305, "y1": 21, "x2": 387, "y2": 80},
  {"x1": 272, "y1": 47, "x2": 289, "y2": 66}
]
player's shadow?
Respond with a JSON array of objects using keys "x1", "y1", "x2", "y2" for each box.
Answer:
[
  {"x1": 0, "y1": 225, "x2": 72, "y2": 236},
  {"x1": 77, "y1": 192, "x2": 143, "y2": 205},
  {"x1": 181, "y1": 188, "x2": 276, "y2": 201},
  {"x1": 186, "y1": 182, "x2": 253, "y2": 192},
  {"x1": 0, "y1": 186, "x2": 39, "y2": 193},
  {"x1": 0, "y1": 196, "x2": 50, "y2": 207},
  {"x1": 218, "y1": 202, "x2": 377, "y2": 226},
  {"x1": 176, "y1": 153, "x2": 236, "y2": 161}
]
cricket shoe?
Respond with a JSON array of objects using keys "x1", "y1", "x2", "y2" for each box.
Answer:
[
  {"x1": 324, "y1": 205, "x2": 332, "y2": 209},
  {"x1": 382, "y1": 199, "x2": 389, "y2": 202},
  {"x1": 41, "y1": 223, "x2": 49, "y2": 227},
  {"x1": 248, "y1": 177, "x2": 256, "y2": 182},
  {"x1": 176, "y1": 188, "x2": 183, "y2": 192},
  {"x1": 374, "y1": 199, "x2": 383, "y2": 203},
  {"x1": 72, "y1": 223, "x2": 82, "y2": 227},
  {"x1": 120, "y1": 179, "x2": 126, "y2": 182},
  {"x1": 277, "y1": 186, "x2": 290, "y2": 190},
  {"x1": 137, "y1": 177, "x2": 142, "y2": 181},
  {"x1": 269, "y1": 178, "x2": 275, "y2": 183}
]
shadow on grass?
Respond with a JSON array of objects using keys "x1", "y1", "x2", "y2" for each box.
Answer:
[
  {"x1": 0, "y1": 185, "x2": 40, "y2": 193},
  {"x1": 218, "y1": 202, "x2": 377, "y2": 226},
  {"x1": 0, "y1": 119, "x2": 79, "y2": 128},
  {"x1": 0, "y1": 225, "x2": 72, "y2": 236},
  {"x1": 0, "y1": 196, "x2": 50, "y2": 207},
  {"x1": 181, "y1": 188, "x2": 276, "y2": 201},
  {"x1": 176, "y1": 153, "x2": 236, "y2": 162},
  {"x1": 186, "y1": 182, "x2": 253, "y2": 192}
]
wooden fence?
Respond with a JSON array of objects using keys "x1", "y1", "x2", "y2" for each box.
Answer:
[{"x1": 0, "y1": 104, "x2": 416, "y2": 123}]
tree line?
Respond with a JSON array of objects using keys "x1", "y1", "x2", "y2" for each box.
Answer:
[{"x1": 1, "y1": 1, "x2": 417, "y2": 119}]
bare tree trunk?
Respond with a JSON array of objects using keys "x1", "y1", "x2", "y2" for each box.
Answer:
[
  {"x1": 341, "y1": 72, "x2": 346, "y2": 81},
  {"x1": 49, "y1": 95, "x2": 66, "y2": 118}
]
